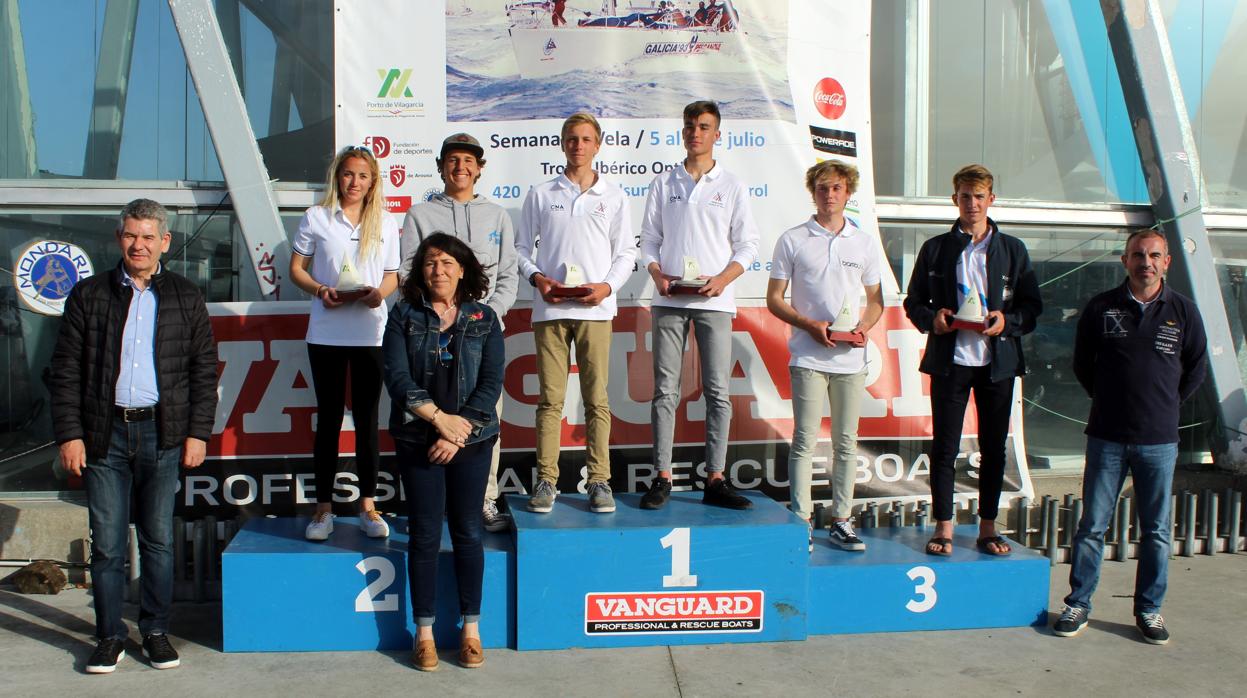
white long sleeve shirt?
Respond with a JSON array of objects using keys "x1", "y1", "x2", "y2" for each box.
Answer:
[
  {"x1": 640, "y1": 163, "x2": 760, "y2": 315},
  {"x1": 515, "y1": 173, "x2": 636, "y2": 323}
]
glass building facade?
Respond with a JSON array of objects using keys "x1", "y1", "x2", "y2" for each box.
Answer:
[{"x1": 2, "y1": 0, "x2": 1245, "y2": 494}]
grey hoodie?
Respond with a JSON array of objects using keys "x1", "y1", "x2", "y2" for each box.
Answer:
[{"x1": 400, "y1": 193, "x2": 519, "y2": 321}]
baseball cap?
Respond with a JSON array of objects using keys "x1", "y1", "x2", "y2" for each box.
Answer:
[{"x1": 439, "y1": 133, "x2": 484, "y2": 160}]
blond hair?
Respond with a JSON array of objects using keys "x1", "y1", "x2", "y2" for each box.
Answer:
[
  {"x1": 952, "y1": 164, "x2": 994, "y2": 194},
  {"x1": 561, "y1": 111, "x2": 603, "y2": 142},
  {"x1": 320, "y1": 146, "x2": 386, "y2": 260},
  {"x1": 805, "y1": 160, "x2": 859, "y2": 197}
]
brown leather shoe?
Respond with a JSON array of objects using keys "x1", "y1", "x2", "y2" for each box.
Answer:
[
  {"x1": 458, "y1": 636, "x2": 484, "y2": 669},
  {"x1": 412, "y1": 639, "x2": 438, "y2": 672}
]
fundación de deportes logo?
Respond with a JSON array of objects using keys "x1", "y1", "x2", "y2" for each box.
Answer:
[
  {"x1": 813, "y1": 77, "x2": 847, "y2": 120},
  {"x1": 364, "y1": 135, "x2": 391, "y2": 159},
  {"x1": 376, "y1": 69, "x2": 414, "y2": 98},
  {"x1": 14, "y1": 240, "x2": 94, "y2": 316}
]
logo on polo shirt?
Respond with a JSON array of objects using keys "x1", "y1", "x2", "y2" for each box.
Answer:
[
  {"x1": 841, "y1": 260, "x2": 863, "y2": 270},
  {"x1": 1102, "y1": 309, "x2": 1129, "y2": 337},
  {"x1": 592, "y1": 202, "x2": 609, "y2": 218},
  {"x1": 550, "y1": 203, "x2": 566, "y2": 211},
  {"x1": 708, "y1": 192, "x2": 725, "y2": 208},
  {"x1": 669, "y1": 194, "x2": 684, "y2": 203}
]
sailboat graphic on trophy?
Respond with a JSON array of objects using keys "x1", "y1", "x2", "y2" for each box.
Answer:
[
  {"x1": 669, "y1": 256, "x2": 709, "y2": 295},
  {"x1": 826, "y1": 299, "x2": 866, "y2": 347},
  {"x1": 950, "y1": 282, "x2": 989, "y2": 332},
  {"x1": 333, "y1": 256, "x2": 371, "y2": 302}
]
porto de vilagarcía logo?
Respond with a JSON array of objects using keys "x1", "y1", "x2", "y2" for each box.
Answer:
[
  {"x1": 14, "y1": 240, "x2": 95, "y2": 316},
  {"x1": 364, "y1": 135, "x2": 391, "y2": 159},
  {"x1": 376, "y1": 68, "x2": 414, "y2": 98}
]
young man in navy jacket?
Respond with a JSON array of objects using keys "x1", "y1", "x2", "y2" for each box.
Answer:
[
  {"x1": 903, "y1": 164, "x2": 1042, "y2": 557},
  {"x1": 1053, "y1": 230, "x2": 1207, "y2": 645}
]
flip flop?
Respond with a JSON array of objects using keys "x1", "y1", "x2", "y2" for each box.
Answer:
[
  {"x1": 925, "y1": 536, "x2": 952, "y2": 556},
  {"x1": 976, "y1": 535, "x2": 1013, "y2": 556}
]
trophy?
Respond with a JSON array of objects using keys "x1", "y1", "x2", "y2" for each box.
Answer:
[
  {"x1": 333, "y1": 257, "x2": 371, "y2": 302},
  {"x1": 950, "y1": 284, "x2": 988, "y2": 332},
  {"x1": 825, "y1": 300, "x2": 866, "y2": 347},
  {"x1": 548, "y1": 262, "x2": 591, "y2": 298},
  {"x1": 669, "y1": 256, "x2": 709, "y2": 295}
]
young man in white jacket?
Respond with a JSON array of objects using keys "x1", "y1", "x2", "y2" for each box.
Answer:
[
  {"x1": 401, "y1": 133, "x2": 518, "y2": 532},
  {"x1": 515, "y1": 112, "x2": 635, "y2": 515}
]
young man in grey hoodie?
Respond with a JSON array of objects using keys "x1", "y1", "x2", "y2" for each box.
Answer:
[{"x1": 400, "y1": 133, "x2": 518, "y2": 532}]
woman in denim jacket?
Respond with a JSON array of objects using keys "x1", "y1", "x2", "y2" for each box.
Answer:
[{"x1": 382, "y1": 232, "x2": 504, "y2": 671}]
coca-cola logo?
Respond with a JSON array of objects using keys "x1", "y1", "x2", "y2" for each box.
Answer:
[
  {"x1": 813, "y1": 77, "x2": 846, "y2": 120},
  {"x1": 364, "y1": 135, "x2": 391, "y2": 159}
]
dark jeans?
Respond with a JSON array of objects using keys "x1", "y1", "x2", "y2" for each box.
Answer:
[
  {"x1": 928, "y1": 364, "x2": 1014, "y2": 522},
  {"x1": 397, "y1": 437, "x2": 494, "y2": 624},
  {"x1": 1065, "y1": 437, "x2": 1177, "y2": 614},
  {"x1": 307, "y1": 343, "x2": 383, "y2": 502},
  {"x1": 85, "y1": 418, "x2": 181, "y2": 640}
]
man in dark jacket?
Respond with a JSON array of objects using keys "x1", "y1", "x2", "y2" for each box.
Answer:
[
  {"x1": 50, "y1": 199, "x2": 218, "y2": 674},
  {"x1": 1052, "y1": 230, "x2": 1207, "y2": 645},
  {"x1": 903, "y1": 164, "x2": 1042, "y2": 557}
]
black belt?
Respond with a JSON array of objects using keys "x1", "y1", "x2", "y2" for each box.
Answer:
[{"x1": 115, "y1": 405, "x2": 157, "y2": 423}]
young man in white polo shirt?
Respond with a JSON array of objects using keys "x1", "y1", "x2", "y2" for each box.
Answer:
[
  {"x1": 515, "y1": 112, "x2": 635, "y2": 514},
  {"x1": 767, "y1": 161, "x2": 883, "y2": 550},
  {"x1": 639, "y1": 100, "x2": 760, "y2": 510}
]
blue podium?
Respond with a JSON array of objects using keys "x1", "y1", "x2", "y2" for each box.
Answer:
[
  {"x1": 806, "y1": 525, "x2": 1049, "y2": 634},
  {"x1": 507, "y1": 490, "x2": 809, "y2": 650},
  {"x1": 222, "y1": 517, "x2": 514, "y2": 651}
]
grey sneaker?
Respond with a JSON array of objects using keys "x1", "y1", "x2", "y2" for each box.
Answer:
[
  {"x1": 1136, "y1": 612, "x2": 1169, "y2": 645},
  {"x1": 1052, "y1": 605, "x2": 1089, "y2": 637},
  {"x1": 587, "y1": 481, "x2": 616, "y2": 513},
  {"x1": 482, "y1": 499, "x2": 510, "y2": 532},
  {"x1": 829, "y1": 520, "x2": 866, "y2": 551},
  {"x1": 527, "y1": 480, "x2": 557, "y2": 513}
]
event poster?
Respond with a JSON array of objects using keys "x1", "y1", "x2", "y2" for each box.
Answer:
[{"x1": 166, "y1": 0, "x2": 1033, "y2": 518}]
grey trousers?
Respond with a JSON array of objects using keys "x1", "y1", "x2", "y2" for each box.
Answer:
[{"x1": 651, "y1": 306, "x2": 733, "y2": 474}]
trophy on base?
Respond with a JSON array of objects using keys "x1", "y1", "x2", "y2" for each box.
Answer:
[
  {"x1": 950, "y1": 285, "x2": 988, "y2": 332},
  {"x1": 825, "y1": 301, "x2": 866, "y2": 347},
  {"x1": 669, "y1": 256, "x2": 709, "y2": 295},
  {"x1": 333, "y1": 257, "x2": 371, "y2": 302},
  {"x1": 548, "y1": 262, "x2": 591, "y2": 298}
]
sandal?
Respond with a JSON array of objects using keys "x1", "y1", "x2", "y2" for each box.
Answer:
[
  {"x1": 925, "y1": 536, "x2": 952, "y2": 556},
  {"x1": 976, "y1": 535, "x2": 1012, "y2": 556}
]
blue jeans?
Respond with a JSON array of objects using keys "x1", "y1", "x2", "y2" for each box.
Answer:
[
  {"x1": 85, "y1": 419, "x2": 181, "y2": 640},
  {"x1": 1065, "y1": 437, "x2": 1177, "y2": 615}
]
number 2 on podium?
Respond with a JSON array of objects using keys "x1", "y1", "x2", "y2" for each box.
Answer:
[
  {"x1": 355, "y1": 557, "x2": 399, "y2": 612},
  {"x1": 660, "y1": 527, "x2": 698, "y2": 588}
]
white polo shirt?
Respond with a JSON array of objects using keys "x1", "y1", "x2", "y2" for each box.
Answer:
[
  {"x1": 640, "y1": 163, "x2": 759, "y2": 315},
  {"x1": 515, "y1": 174, "x2": 636, "y2": 323},
  {"x1": 953, "y1": 227, "x2": 991, "y2": 367},
  {"x1": 771, "y1": 216, "x2": 881, "y2": 374},
  {"x1": 292, "y1": 205, "x2": 400, "y2": 347}
]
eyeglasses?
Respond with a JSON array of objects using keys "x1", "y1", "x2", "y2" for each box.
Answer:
[
  {"x1": 437, "y1": 331, "x2": 453, "y2": 365},
  {"x1": 343, "y1": 145, "x2": 371, "y2": 155}
]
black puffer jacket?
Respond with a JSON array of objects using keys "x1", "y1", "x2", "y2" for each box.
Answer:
[{"x1": 50, "y1": 263, "x2": 219, "y2": 459}]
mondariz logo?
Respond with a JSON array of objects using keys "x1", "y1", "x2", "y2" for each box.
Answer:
[
  {"x1": 14, "y1": 240, "x2": 94, "y2": 316},
  {"x1": 585, "y1": 590, "x2": 764, "y2": 635}
]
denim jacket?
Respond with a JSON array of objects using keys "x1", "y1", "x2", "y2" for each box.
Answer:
[{"x1": 382, "y1": 297, "x2": 504, "y2": 444}]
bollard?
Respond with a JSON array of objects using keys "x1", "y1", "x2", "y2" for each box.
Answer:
[
  {"x1": 1228, "y1": 491, "x2": 1243, "y2": 554},
  {"x1": 192, "y1": 519, "x2": 207, "y2": 602},
  {"x1": 1206, "y1": 493, "x2": 1219, "y2": 557},
  {"x1": 866, "y1": 502, "x2": 879, "y2": 529},
  {"x1": 889, "y1": 501, "x2": 903, "y2": 528},
  {"x1": 968, "y1": 497, "x2": 980, "y2": 525},
  {"x1": 1114, "y1": 497, "x2": 1130, "y2": 562},
  {"x1": 127, "y1": 524, "x2": 140, "y2": 602},
  {"x1": 1224, "y1": 488, "x2": 1235, "y2": 537},
  {"x1": 1171, "y1": 494, "x2": 1181, "y2": 555},
  {"x1": 1200, "y1": 489, "x2": 1213, "y2": 553},
  {"x1": 1183, "y1": 492, "x2": 1198, "y2": 557},
  {"x1": 1071, "y1": 498, "x2": 1084, "y2": 548},
  {"x1": 915, "y1": 509, "x2": 928, "y2": 529},
  {"x1": 1038, "y1": 495, "x2": 1052, "y2": 547},
  {"x1": 1013, "y1": 497, "x2": 1029, "y2": 548},
  {"x1": 1176, "y1": 490, "x2": 1190, "y2": 539},
  {"x1": 1062, "y1": 494, "x2": 1075, "y2": 546},
  {"x1": 1046, "y1": 498, "x2": 1060, "y2": 566},
  {"x1": 812, "y1": 503, "x2": 826, "y2": 530}
]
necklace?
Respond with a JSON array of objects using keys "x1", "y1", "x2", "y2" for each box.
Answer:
[{"x1": 434, "y1": 302, "x2": 458, "y2": 331}]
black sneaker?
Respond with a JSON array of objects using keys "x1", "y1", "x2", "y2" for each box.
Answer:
[
  {"x1": 702, "y1": 479, "x2": 752, "y2": 510},
  {"x1": 829, "y1": 520, "x2": 866, "y2": 551},
  {"x1": 640, "y1": 478, "x2": 672, "y2": 510},
  {"x1": 1052, "y1": 605, "x2": 1089, "y2": 637},
  {"x1": 1135, "y1": 612, "x2": 1170, "y2": 645},
  {"x1": 142, "y1": 633, "x2": 181, "y2": 669},
  {"x1": 85, "y1": 638, "x2": 126, "y2": 674}
]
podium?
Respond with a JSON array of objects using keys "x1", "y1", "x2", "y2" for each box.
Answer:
[
  {"x1": 507, "y1": 490, "x2": 809, "y2": 650},
  {"x1": 807, "y1": 526, "x2": 1049, "y2": 634},
  {"x1": 222, "y1": 517, "x2": 514, "y2": 651}
]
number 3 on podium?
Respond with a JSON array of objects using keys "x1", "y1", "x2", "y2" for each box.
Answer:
[{"x1": 905, "y1": 565, "x2": 937, "y2": 613}]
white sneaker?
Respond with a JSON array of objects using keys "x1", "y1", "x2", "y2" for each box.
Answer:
[
  {"x1": 360, "y1": 509, "x2": 390, "y2": 538},
  {"x1": 305, "y1": 511, "x2": 334, "y2": 541}
]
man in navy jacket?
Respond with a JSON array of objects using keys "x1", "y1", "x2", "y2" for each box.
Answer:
[
  {"x1": 1053, "y1": 229, "x2": 1207, "y2": 645},
  {"x1": 903, "y1": 164, "x2": 1042, "y2": 557}
]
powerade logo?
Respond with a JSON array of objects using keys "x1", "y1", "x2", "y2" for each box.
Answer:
[
  {"x1": 813, "y1": 77, "x2": 846, "y2": 120},
  {"x1": 364, "y1": 136, "x2": 391, "y2": 159},
  {"x1": 376, "y1": 68, "x2": 414, "y2": 98},
  {"x1": 809, "y1": 125, "x2": 857, "y2": 157}
]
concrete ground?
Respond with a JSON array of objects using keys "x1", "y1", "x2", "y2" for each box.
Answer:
[{"x1": 2, "y1": 553, "x2": 1245, "y2": 697}]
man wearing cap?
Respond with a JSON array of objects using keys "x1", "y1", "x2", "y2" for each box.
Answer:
[
  {"x1": 50, "y1": 198, "x2": 218, "y2": 673},
  {"x1": 402, "y1": 133, "x2": 518, "y2": 532}
]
